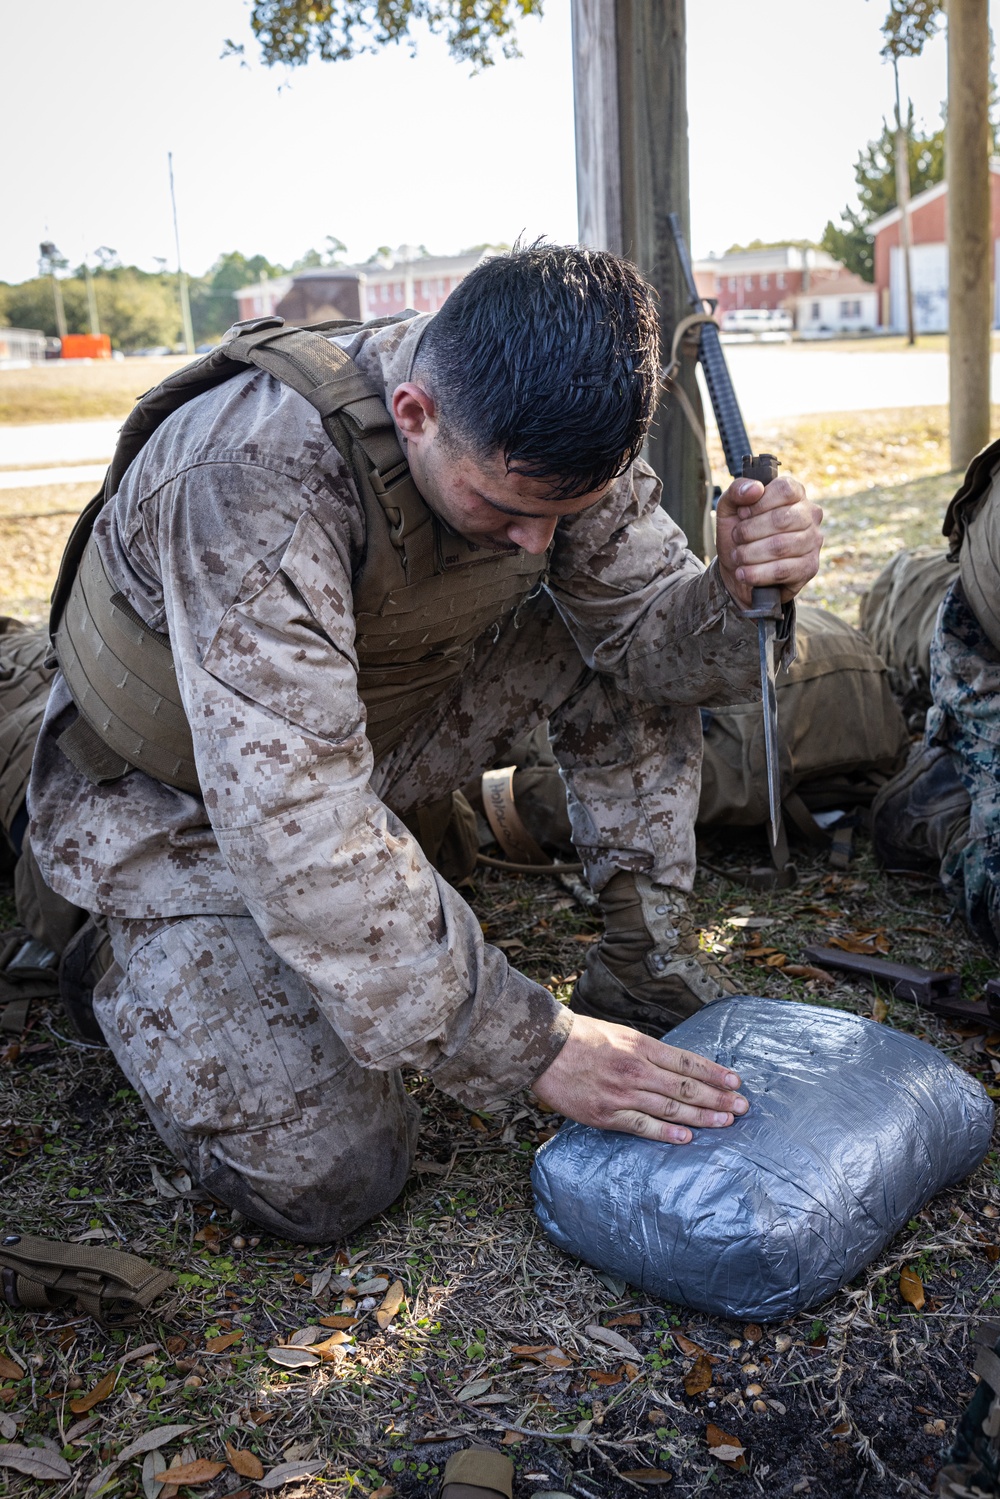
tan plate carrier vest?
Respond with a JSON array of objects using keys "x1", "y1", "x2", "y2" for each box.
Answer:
[{"x1": 49, "y1": 315, "x2": 548, "y2": 794}]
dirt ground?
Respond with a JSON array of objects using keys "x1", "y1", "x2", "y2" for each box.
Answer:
[{"x1": 1, "y1": 395, "x2": 999, "y2": 1497}]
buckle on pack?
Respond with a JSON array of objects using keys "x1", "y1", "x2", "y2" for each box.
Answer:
[{"x1": 231, "y1": 315, "x2": 285, "y2": 335}]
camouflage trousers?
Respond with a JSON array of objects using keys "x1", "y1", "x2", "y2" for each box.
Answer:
[
  {"x1": 97, "y1": 591, "x2": 702, "y2": 1241},
  {"x1": 927, "y1": 580, "x2": 1000, "y2": 948}
]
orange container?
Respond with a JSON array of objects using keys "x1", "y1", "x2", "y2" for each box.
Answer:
[{"x1": 60, "y1": 334, "x2": 112, "y2": 360}]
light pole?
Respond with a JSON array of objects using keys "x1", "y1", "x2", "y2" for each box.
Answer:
[{"x1": 168, "y1": 152, "x2": 196, "y2": 356}]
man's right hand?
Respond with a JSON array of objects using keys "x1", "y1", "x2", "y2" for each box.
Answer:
[{"x1": 531, "y1": 1012, "x2": 749, "y2": 1144}]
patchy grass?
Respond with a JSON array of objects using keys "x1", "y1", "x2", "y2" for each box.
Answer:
[
  {"x1": 1, "y1": 842, "x2": 998, "y2": 1499},
  {"x1": 0, "y1": 359, "x2": 189, "y2": 426},
  {"x1": 0, "y1": 484, "x2": 94, "y2": 624}
]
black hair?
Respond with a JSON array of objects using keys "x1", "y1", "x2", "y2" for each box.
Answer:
[{"x1": 412, "y1": 243, "x2": 660, "y2": 501}]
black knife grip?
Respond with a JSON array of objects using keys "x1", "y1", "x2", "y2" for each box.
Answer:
[{"x1": 739, "y1": 454, "x2": 783, "y2": 620}]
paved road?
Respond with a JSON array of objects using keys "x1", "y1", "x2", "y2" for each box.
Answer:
[{"x1": 0, "y1": 349, "x2": 996, "y2": 479}]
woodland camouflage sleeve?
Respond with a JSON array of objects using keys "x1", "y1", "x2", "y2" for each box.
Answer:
[{"x1": 547, "y1": 459, "x2": 788, "y2": 707}]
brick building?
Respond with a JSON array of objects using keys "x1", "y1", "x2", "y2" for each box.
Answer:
[
  {"x1": 869, "y1": 162, "x2": 1000, "y2": 332},
  {"x1": 235, "y1": 250, "x2": 494, "y2": 326},
  {"x1": 693, "y1": 246, "x2": 843, "y2": 322}
]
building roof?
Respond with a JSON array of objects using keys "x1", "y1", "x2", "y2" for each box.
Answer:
[
  {"x1": 693, "y1": 246, "x2": 839, "y2": 275},
  {"x1": 795, "y1": 273, "x2": 875, "y2": 299},
  {"x1": 234, "y1": 251, "x2": 495, "y2": 302},
  {"x1": 867, "y1": 158, "x2": 1000, "y2": 236}
]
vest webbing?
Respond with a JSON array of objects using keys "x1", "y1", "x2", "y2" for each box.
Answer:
[{"x1": 51, "y1": 315, "x2": 548, "y2": 791}]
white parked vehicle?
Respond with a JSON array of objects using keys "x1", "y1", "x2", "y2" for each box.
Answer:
[{"x1": 720, "y1": 307, "x2": 793, "y2": 340}]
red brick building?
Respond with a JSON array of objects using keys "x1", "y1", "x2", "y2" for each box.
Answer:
[
  {"x1": 693, "y1": 246, "x2": 843, "y2": 321},
  {"x1": 869, "y1": 162, "x2": 1000, "y2": 331}
]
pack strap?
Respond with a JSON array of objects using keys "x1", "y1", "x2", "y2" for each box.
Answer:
[
  {"x1": 0, "y1": 929, "x2": 59, "y2": 1036},
  {"x1": 0, "y1": 1231, "x2": 174, "y2": 1327}
]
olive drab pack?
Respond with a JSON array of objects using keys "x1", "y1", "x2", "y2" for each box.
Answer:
[
  {"x1": 858, "y1": 547, "x2": 958, "y2": 726},
  {"x1": 49, "y1": 314, "x2": 548, "y2": 793}
]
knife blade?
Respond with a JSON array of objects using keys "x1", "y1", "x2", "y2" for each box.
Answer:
[{"x1": 740, "y1": 454, "x2": 783, "y2": 847}]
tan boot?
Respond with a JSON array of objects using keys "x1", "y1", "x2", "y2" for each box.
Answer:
[{"x1": 571, "y1": 869, "x2": 735, "y2": 1037}]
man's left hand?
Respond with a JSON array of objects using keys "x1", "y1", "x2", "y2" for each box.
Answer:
[{"x1": 715, "y1": 474, "x2": 823, "y2": 611}]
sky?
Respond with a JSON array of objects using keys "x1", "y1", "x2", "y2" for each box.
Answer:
[{"x1": 1, "y1": 0, "x2": 995, "y2": 285}]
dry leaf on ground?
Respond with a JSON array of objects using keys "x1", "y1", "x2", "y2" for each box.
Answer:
[
  {"x1": 684, "y1": 1355, "x2": 714, "y2": 1396},
  {"x1": 118, "y1": 1427, "x2": 194, "y2": 1462},
  {"x1": 899, "y1": 1264, "x2": 926, "y2": 1309},
  {"x1": 318, "y1": 1315, "x2": 356, "y2": 1329},
  {"x1": 257, "y1": 1459, "x2": 326, "y2": 1488},
  {"x1": 69, "y1": 1366, "x2": 119, "y2": 1414},
  {"x1": 205, "y1": 1329, "x2": 243, "y2": 1354},
  {"x1": 606, "y1": 1313, "x2": 642, "y2": 1328},
  {"x1": 225, "y1": 1441, "x2": 264, "y2": 1479},
  {"x1": 288, "y1": 1326, "x2": 322, "y2": 1347},
  {"x1": 0, "y1": 1443, "x2": 72, "y2": 1480},
  {"x1": 706, "y1": 1423, "x2": 747, "y2": 1469},
  {"x1": 828, "y1": 929, "x2": 890, "y2": 955},
  {"x1": 266, "y1": 1346, "x2": 320, "y2": 1368},
  {"x1": 376, "y1": 1280, "x2": 405, "y2": 1329},
  {"x1": 585, "y1": 1323, "x2": 641, "y2": 1358},
  {"x1": 456, "y1": 1379, "x2": 493, "y2": 1401},
  {"x1": 309, "y1": 1334, "x2": 351, "y2": 1361},
  {"x1": 673, "y1": 1333, "x2": 706, "y2": 1357},
  {"x1": 783, "y1": 964, "x2": 837, "y2": 985},
  {"x1": 152, "y1": 1460, "x2": 225, "y2": 1485},
  {"x1": 620, "y1": 1471, "x2": 673, "y2": 1485},
  {"x1": 141, "y1": 1449, "x2": 164, "y2": 1499},
  {"x1": 0, "y1": 1359, "x2": 24, "y2": 1382},
  {"x1": 354, "y1": 1276, "x2": 389, "y2": 1295},
  {"x1": 872, "y1": 995, "x2": 890, "y2": 1023}
]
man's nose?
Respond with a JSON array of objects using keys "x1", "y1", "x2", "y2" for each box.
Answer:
[{"x1": 506, "y1": 515, "x2": 558, "y2": 554}]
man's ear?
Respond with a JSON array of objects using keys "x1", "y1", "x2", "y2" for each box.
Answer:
[{"x1": 392, "y1": 382, "x2": 437, "y2": 441}]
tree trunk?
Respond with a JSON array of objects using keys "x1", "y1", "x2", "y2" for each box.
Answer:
[
  {"x1": 572, "y1": 0, "x2": 705, "y2": 552},
  {"x1": 948, "y1": 0, "x2": 992, "y2": 470}
]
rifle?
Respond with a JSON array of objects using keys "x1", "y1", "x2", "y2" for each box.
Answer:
[{"x1": 667, "y1": 214, "x2": 785, "y2": 847}]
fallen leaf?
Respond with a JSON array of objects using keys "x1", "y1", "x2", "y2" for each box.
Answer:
[
  {"x1": 827, "y1": 929, "x2": 890, "y2": 955},
  {"x1": 354, "y1": 1276, "x2": 389, "y2": 1296},
  {"x1": 586, "y1": 1323, "x2": 641, "y2": 1358},
  {"x1": 257, "y1": 1459, "x2": 326, "y2": 1488},
  {"x1": 571, "y1": 1418, "x2": 593, "y2": 1453},
  {"x1": 684, "y1": 1355, "x2": 714, "y2": 1397},
  {"x1": 0, "y1": 1358, "x2": 24, "y2": 1382},
  {"x1": 872, "y1": 996, "x2": 889, "y2": 1023},
  {"x1": 744, "y1": 1324, "x2": 763, "y2": 1344},
  {"x1": 311, "y1": 1267, "x2": 333, "y2": 1299},
  {"x1": 543, "y1": 1349, "x2": 575, "y2": 1369},
  {"x1": 899, "y1": 1265, "x2": 926, "y2": 1310},
  {"x1": 119, "y1": 1343, "x2": 160, "y2": 1367},
  {"x1": 318, "y1": 1315, "x2": 357, "y2": 1330},
  {"x1": 831, "y1": 1420, "x2": 851, "y2": 1437},
  {"x1": 0, "y1": 1417, "x2": 14, "y2": 1441},
  {"x1": 287, "y1": 1326, "x2": 322, "y2": 1347},
  {"x1": 456, "y1": 1379, "x2": 494, "y2": 1402},
  {"x1": 673, "y1": 1333, "x2": 706, "y2": 1357},
  {"x1": 586, "y1": 1367, "x2": 624, "y2": 1385},
  {"x1": 369, "y1": 1488, "x2": 394, "y2": 1499},
  {"x1": 65, "y1": 1418, "x2": 99, "y2": 1444},
  {"x1": 783, "y1": 964, "x2": 837, "y2": 985},
  {"x1": 225, "y1": 1442, "x2": 264, "y2": 1480},
  {"x1": 623, "y1": 1361, "x2": 641, "y2": 1381},
  {"x1": 248, "y1": 1410, "x2": 274, "y2": 1425},
  {"x1": 205, "y1": 1330, "x2": 243, "y2": 1354},
  {"x1": 86, "y1": 1461, "x2": 124, "y2": 1499},
  {"x1": 266, "y1": 1347, "x2": 320, "y2": 1368},
  {"x1": 706, "y1": 1423, "x2": 747, "y2": 1469},
  {"x1": 141, "y1": 1449, "x2": 164, "y2": 1499},
  {"x1": 118, "y1": 1426, "x2": 194, "y2": 1462},
  {"x1": 500, "y1": 1431, "x2": 523, "y2": 1446},
  {"x1": 376, "y1": 1280, "x2": 405, "y2": 1330},
  {"x1": 495, "y1": 938, "x2": 526, "y2": 953},
  {"x1": 152, "y1": 1460, "x2": 226, "y2": 1485},
  {"x1": 0, "y1": 1443, "x2": 72, "y2": 1480},
  {"x1": 309, "y1": 1335, "x2": 350, "y2": 1362},
  {"x1": 620, "y1": 1471, "x2": 673, "y2": 1485},
  {"x1": 511, "y1": 1343, "x2": 553, "y2": 1359},
  {"x1": 165, "y1": 1337, "x2": 187, "y2": 1356},
  {"x1": 765, "y1": 952, "x2": 788, "y2": 967},
  {"x1": 69, "y1": 1366, "x2": 120, "y2": 1414},
  {"x1": 607, "y1": 1313, "x2": 642, "y2": 1328}
]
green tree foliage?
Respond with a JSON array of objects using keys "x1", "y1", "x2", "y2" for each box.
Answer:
[
  {"x1": 0, "y1": 267, "x2": 182, "y2": 350},
  {"x1": 226, "y1": 0, "x2": 543, "y2": 72},
  {"x1": 723, "y1": 238, "x2": 821, "y2": 255},
  {"x1": 189, "y1": 250, "x2": 287, "y2": 342},
  {"x1": 820, "y1": 109, "x2": 945, "y2": 281},
  {"x1": 880, "y1": 0, "x2": 942, "y2": 61}
]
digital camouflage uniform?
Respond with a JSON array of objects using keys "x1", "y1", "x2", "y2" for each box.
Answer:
[
  {"x1": 927, "y1": 580, "x2": 1000, "y2": 949},
  {"x1": 28, "y1": 315, "x2": 767, "y2": 1240}
]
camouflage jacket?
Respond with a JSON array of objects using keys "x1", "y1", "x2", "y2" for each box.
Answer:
[{"x1": 29, "y1": 316, "x2": 770, "y2": 1106}]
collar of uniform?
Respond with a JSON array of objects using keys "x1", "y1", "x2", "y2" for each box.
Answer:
[{"x1": 338, "y1": 314, "x2": 436, "y2": 450}]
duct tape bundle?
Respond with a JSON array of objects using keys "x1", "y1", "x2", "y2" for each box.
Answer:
[{"x1": 532, "y1": 995, "x2": 992, "y2": 1322}]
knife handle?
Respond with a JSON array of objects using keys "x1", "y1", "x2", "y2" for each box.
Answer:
[{"x1": 740, "y1": 453, "x2": 784, "y2": 621}]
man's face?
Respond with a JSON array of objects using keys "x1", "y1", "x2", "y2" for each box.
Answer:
[{"x1": 392, "y1": 382, "x2": 611, "y2": 555}]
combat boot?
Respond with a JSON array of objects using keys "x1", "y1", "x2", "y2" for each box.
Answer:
[
  {"x1": 871, "y1": 743, "x2": 971, "y2": 874},
  {"x1": 571, "y1": 869, "x2": 735, "y2": 1037}
]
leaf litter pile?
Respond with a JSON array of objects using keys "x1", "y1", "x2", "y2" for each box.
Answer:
[{"x1": 1, "y1": 835, "x2": 999, "y2": 1499}]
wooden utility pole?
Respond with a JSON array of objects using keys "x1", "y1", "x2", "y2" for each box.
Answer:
[
  {"x1": 572, "y1": 0, "x2": 704, "y2": 552},
  {"x1": 948, "y1": 0, "x2": 992, "y2": 469}
]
